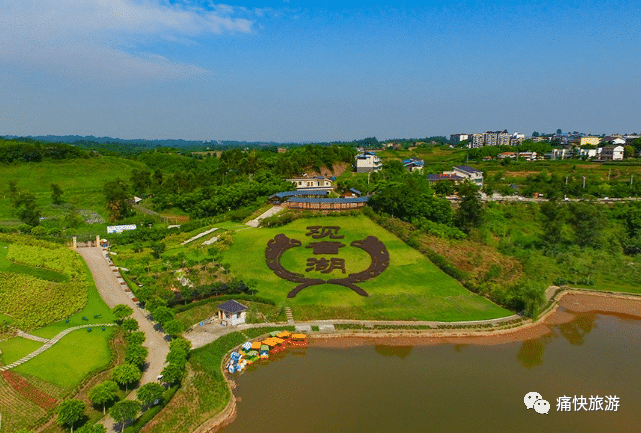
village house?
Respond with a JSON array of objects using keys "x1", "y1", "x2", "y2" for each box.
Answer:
[
  {"x1": 403, "y1": 158, "x2": 424, "y2": 172},
  {"x1": 599, "y1": 145, "x2": 624, "y2": 161},
  {"x1": 355, "y1": 151, "x2": 382, "y2": 173},
  {"x1": 443, "y1": 165, "x2": 484, "y2": 187},
  {"x1": 286, "y1": 175, "x2": 333, "y2": 191}
]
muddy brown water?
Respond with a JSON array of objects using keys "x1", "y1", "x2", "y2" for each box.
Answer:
[{"x1": 222, "y1": 310, "x2": 641, "y2": 433}]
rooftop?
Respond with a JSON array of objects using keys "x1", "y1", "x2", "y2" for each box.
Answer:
[{"x1": 217, "y1": 299, "x2": 248, "y2": 314}]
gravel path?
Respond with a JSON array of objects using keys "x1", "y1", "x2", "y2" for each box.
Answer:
[
  {"x1": 245, "y1": 205, "x2": 282, "y2": 227},
  {"x1": 77, "y1": 247, "x2": 170, "y2": 432}
]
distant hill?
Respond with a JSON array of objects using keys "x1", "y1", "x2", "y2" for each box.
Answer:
[{"x1": 2, "y1": 135, "x2": 286, "y2": 151}]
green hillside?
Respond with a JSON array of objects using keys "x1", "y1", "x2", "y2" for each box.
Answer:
[{"x1": 0, "y1": 156, "x2": 148, "y2": 222}]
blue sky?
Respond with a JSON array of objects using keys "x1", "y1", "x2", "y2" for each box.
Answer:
[{"x1": 1, "y1": 0, "x2": 639, "y2": 142}]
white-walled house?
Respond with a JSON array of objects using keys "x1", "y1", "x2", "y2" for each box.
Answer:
[
  {"x1": 287, "y1": 176, "x2": 333, "y2": 190},
  {"x1": 355, "y1": 151, "x2": 382, "y2": 173},
  {"x1": 599, "y1": 145, "x2": 624, "y2": 161},
  {"x1": 217, "y1": 300, "x2": 248, "y2": 326}
]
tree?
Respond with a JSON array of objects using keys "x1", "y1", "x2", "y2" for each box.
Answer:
[
  {"x1": 125, "y1": 331, "x2": 146, "y2": 346},
  {"x1": 136, "y1": 382, "x2": 164, "y2": 407},
  {"x1": 532, "y1": 131, "x2": 540, "y2": 137},
  {"x1": 540, "y1": 200, "x2": 568, "y2": 246},
  {"x1": 160, "y1": 363, "x2": 184, "y2": 384},
  {"x1": 8, "y1": 180, "x2": 19, "y2": 207},
  {"x1": 112, "y1": 304, "x2": 133, "y2": 323},
  {"x1": 15, "y1": 193, "x2": 41, "y2": 226},
  {"x1": 104, "y1": 178, "x2": 132, "y2": 221},
  {"x1": 152, "y1": 306, "x2": 175, "y2": 325},
  {"x1": 57, "y1": 399, "x2": 85, "y2": 433},
  {"x1": 111, "y1": 363, "x2": 142, "y2": 391},
  {"x1": 569, "y1": 202, "x2": 607, "y2": 248},
  {"x1": 166, "y1": 347, "x2": 188, "y2": 368},
  {"x1": 51, "y1": 183, "x2": 64, "y2": 204},
  {"x1": 454, "y1": 181, "x2": 484, "y2": 233},
  {"x1": 89, "y1": 381, "x2": 119, "y2": 414},
  {"x1": 556, "y1": 128, "x2": 562, "y2": 135},
  {"x1": 76, "y1": 424, "x2": 107, "y2": 433},
  {"x1": 110, "y1": 400, "x2": 141, "y2": 433},
  {"x1": 150, "y1": 242, "x2": 165, "y2": 259},
  {"x1": 125, "y1": 344, "x2": 149, "y2": 368},
  {"x1": 624, "y1": 145, "x2": 635, "y2": 159},
  {"x1": 122, "y1": 318, "x2": 139, "y2": 332},
  {"x1": 169, "y1": 338, "x2": 191, "y2": 353},
  {"x1": 163, "y1": 319, "x2": 184, "y2": 337}
]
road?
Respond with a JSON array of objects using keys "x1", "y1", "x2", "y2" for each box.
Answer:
[{"x1": 77, "y1": 247, "x2": 169, "y2": 431}]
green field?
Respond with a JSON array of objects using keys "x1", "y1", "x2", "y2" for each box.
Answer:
[
  {"x1": 221, "y1": 215, "x2": 511, "y2": 321},
  {"x1": 13, "y1": 327, "x2": 114, "y2": 389},
  {"x1": 0, "y1": 337, "x2": 43, "y2": 365}
]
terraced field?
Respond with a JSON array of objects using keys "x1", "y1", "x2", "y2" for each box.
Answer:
[{"x1": 0, "y1": 374, "x2": 49, "y2": 433}]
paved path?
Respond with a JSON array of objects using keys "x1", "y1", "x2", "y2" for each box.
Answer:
[
  {"x1": 245, "y1": 205, "x2": 282, "y2": 228},
  {"x1": 77, "y1": 247, "x2": 170, "y2": 432},
  {"x1": 0, "y1": 324, "x2": 115, "y2": 372},
  {"x1": 15, "y1": 329, "x2": 50, "y2": 343}
]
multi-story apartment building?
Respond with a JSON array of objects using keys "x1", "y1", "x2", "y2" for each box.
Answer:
[{"x1": 469, "y1": 130, "x2": 511, "y2": 148}]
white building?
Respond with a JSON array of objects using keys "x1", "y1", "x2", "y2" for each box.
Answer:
[
  {"x1": 355, "y1": 151, "x2": 382, "y2": 173},
  {"x1": 599, "y1": 145, "x2": 624, "y2": 161},
  {"x1": 287, "y1": 176, "x2": 333, "y2": 191}
]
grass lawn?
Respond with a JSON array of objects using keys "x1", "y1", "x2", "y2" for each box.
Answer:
[
  {"x1": 222, "y1": 215, "x2": 511, "y2": 321},
  {"x1": 31, "y1": 260, "x2": 115, "y2": 339},
  {"x1": 14, "y1": 326, "x2": 114, "y2": 390},
  {"x1": 0, "y1": 337, "x2": 43, "y2": 365}
]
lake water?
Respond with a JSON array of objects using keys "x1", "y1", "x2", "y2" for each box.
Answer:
[{"x1": 222, "y1": 310, "x2": 641, "y2": 433}]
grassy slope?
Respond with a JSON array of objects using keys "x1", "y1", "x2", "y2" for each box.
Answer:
[
  {"x1": 13, "y1": 327, "x2": 114, "y2": 389},
  {"x1": 0, "y1": 156, "x2": 148, "y2": 221},
  {"x1": 0, "y1": 337, "x2": 43, "y2": 365},
  {"x1": 222, "y1": 215, "x2": 511, "y2": 321}
]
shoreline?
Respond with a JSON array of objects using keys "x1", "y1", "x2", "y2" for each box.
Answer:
[
  {"x1": 181, "y1": 289, "x2": 641, "y2": 433},
  {"x1": 308, "y1": 290, "x2": 641, "y2": 348}
]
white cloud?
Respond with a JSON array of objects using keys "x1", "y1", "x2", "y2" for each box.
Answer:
[{"x1": 0, "y1": 0, "x2": 255, "y2": 82}]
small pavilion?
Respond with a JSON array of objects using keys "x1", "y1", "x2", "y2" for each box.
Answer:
[{"x1": 217, "y1": 300, "x2": 248, "y2": 326}]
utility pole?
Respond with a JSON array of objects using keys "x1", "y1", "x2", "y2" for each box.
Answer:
[
  {"x1": 565, "y1": 175, "x2": 568, "y2": 185},
  {"x1": 582, "y1": 176, "x2": 586, "y2": 188}
]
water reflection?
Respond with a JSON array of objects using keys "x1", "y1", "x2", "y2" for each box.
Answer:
[
  {"x1": 516, "y1": 314, "x2": 596, "y2": 368},
  {"x1": 374, "y1": 345, "x2": 413, "y2": 358},
  {"x1": 517, "y1": 338, "x2": 547, "y2": 368},
  {"x1": 557, "y1": 314, "x2": 596, "y2": 346}
]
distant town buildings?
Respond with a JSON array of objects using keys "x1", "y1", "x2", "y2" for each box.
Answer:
[{"x1": 470, "y1": 130, "x2": 511, "y2": 148}]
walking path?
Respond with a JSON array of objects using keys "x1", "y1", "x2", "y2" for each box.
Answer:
[
  {"x1": 0, "y1": 324, "x2": 115, "y2": 372},
  {"x1": 15, "y1": 330, "x2": 50, "y2": 343},
  {"x1": 245, "y1": 205, "x2": 282, "y2": 228},
  {"x1": 77, "y1": 247, "x2": 170, "y2": 432}
]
